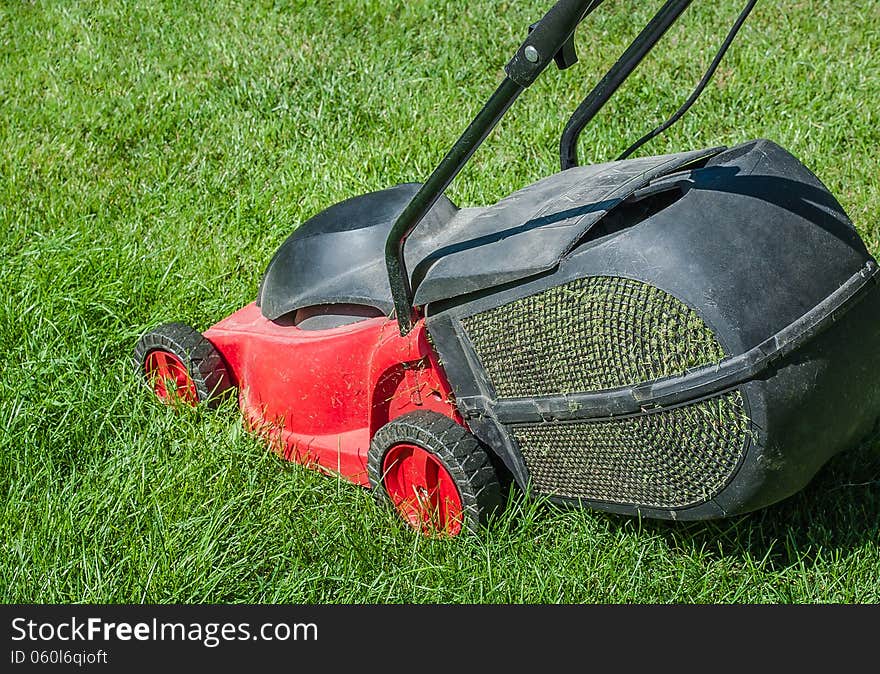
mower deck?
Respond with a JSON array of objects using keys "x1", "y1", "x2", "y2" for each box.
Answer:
[{"x1": 204, "y1": 303, "x2": 458, "y2": 486}]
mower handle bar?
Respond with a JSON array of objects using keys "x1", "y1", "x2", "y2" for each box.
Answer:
[
  {"x1": 385, "y1": 0, "x2": 603, "y2": 334},
  {"x1": 505, "y1": 0, "x2": 603, "y2": 86},
  {"x1": 386, "y1": 0, "x2": 751, "y2": 333}
]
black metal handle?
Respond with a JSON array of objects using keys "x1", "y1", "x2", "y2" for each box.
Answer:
[
  {"x1": 386, "y1": 0, "x2": 603, "y2": 335},
  {"x1": 384, "y1": 78, "x2": 524, "y2": 334},
  {"x1": 560, "y1": 0, "x2": 693, "y2": 170},
  {"x1": 506, "y1": 0, "x2": 603, "y2": 86}
]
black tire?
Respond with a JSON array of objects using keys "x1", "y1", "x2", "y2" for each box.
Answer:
[
  {"x1": 134, "y1": 322, "x2": 233, "y2": 406},
  {"x1": 368, "y1": 411, "x2": 504, "y2": 534}
]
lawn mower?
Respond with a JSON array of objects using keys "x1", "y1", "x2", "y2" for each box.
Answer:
[{"x1": 136, "y1": 0, "x2": 880, "y2": 535}]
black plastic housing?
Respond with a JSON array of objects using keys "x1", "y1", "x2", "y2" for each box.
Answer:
[{"x1": 424, "y1": 140, "x2": 880, "y2": 519}]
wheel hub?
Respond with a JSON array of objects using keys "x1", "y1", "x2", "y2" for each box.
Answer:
[
  {"x1": 382, "y1": 443, "x2": 464, "y2": 535},
  {"x1": 144, "y1": 350, "x2": 198, "y2": 406}
]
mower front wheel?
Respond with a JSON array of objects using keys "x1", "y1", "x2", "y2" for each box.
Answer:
[
  {"x1": 134, "y1": 322, "x2": 233, "y2": 407},
  {"x1": 368, "y1": 411, "x2": 503, "y2": 536}
]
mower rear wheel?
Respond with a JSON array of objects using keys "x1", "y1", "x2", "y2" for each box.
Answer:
[
  {"x1": 134, "y1": 322, "x2": 232, "y2": 407},
  {"x1": 368, "y1": 411, "x2": 503, "y2": 536}
]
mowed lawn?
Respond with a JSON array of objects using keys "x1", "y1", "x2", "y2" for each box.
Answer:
[{"x1": 1, "y1": 0, "x2": 878, "y2": 603}]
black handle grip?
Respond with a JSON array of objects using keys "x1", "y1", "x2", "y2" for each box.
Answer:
[{"x1": 505, "y1": 0, "x2": 602, "y2": 87}]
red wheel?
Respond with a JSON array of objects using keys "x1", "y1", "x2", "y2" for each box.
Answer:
[
  {"x1": 144, "y1": 350, "x2": 199, "y2": 405},
  {"x1": 382, "y1": 443, "x2": 465, "y2": 535},
  {"x1": 134, "y1": 322, "x2": 232, "y2": 407},
  {"x1": 368, "y1": 411, "x2": 503, "y2": 536}
]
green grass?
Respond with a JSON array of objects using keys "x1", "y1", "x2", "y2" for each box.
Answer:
[{"x1": 2, "y1": 0, "x2": 878, "y2": 603}]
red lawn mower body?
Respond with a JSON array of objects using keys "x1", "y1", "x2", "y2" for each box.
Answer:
[{"x1": 203, "y1": 304, "x2": 459, "y2": 486}]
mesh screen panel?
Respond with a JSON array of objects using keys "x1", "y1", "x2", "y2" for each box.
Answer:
[
  {"x1": 461, "y1": 276, "x2": 725, "y2": 399},
  {"x1": 460, "y1": 275, "x2": 748, "y2": 508},
  {"x1": 512, "y1": 391, "x2": 749, "y2": 508}
]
